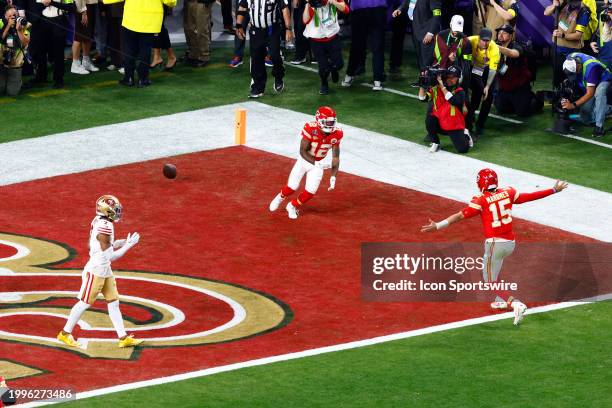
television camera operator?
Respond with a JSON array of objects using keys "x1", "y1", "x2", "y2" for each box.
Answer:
[
  {"x1": 494, "y1": 24, "x2": 542, "y2": 117},
  {"x1": 0, "y1": 4, "x2": 30, "y2": 96},
  {"x1": 422, "y1": 65, "x2": 472, "y2": 153},
  {"x1": 560, "y1": 52, "x2": 611, "y2": 137}
]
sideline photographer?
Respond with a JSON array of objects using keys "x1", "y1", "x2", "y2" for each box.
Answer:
[
  {"x1": 423, "y1": 65, "x2": 471, "y2": 153},
  {"x1": 473, "y1": 0, "x2": 519, "y2": 34},
  {"x1": 561, "y1": 53, "x2": 611, "y2": 137},
  {"x1": 494, "y1": 24, "x2": 542, "y2": 117},
  {"x1": 0, "y1": 4, "x2": 30, "y2": 96},
  {"x1": 433, "y1": 14, "x2": 472, "y2": 73},
  {"x1": 544, "y1": 0, "x2": 591, "y2": 87}
]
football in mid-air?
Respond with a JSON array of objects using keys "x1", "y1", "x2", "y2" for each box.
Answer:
[{"x1": 163, "y1": 164, "x2": 177, "y2": 179}]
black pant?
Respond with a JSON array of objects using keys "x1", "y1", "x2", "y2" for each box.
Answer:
[
  {"x1": 122, "y1": 27, "x2": 154, "y2": 81},
  {"x1": 153, "y1": 18, "x2": 172, "y2": 50},
  {"x1": 454, "y1": 6, "x2": 473, "y2": 36},
  {"x1": 553, "y1": 48, "x2": 574, "y2": 88},
  {"x1": 32, "y1": 17, "x2": 66, "y2": 84},
  {"x1": 390, "y1": 11, "x2": 408, "y2": 69},
  {"x1": 495, "y1": 85, "x2": 543, "y2": 117},
  {"x1": 249, "y1": 24, "x2": 284, "y2": 93},
  {"x1": 411, "y1": 23, "x2": 435, "y2": 71},
  {"x1": 426, "y1": 114, "x2": 470, "y2": 153},
  {"x1": 346, "y1": 7, "x2": 386, "y2": 81},
  {"x1": 310, "y1": 37, "x2": 343, "y2": 82},
  {"x1": 466, "y1": 71, "x2": 494, "y2": 131},
  {"x1": 221, "y1": 0, "x2": 233, "y2": 27},
  {"x1": 292, "y1": 0, "x2": 310, "y2": 60},
  {"x1": 107, "y1": 16, "x2": 123, "y2": 67}
]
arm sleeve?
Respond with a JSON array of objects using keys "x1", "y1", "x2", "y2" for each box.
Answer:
[
  {"x1": 488, "y1": 42, "x2": 501, "y2": 70},
  {"x1": 460, "y1": 197, "x2": 482, "y2": 219},
  {"x1": 448, "y1": 89, "x2": 466, "y2": 107},
  {"x1": 428, "y1": 0, "x2": 442, "y2": 34},
  {"x1": 575, "y1": 8, "x2": 591, "y2": 32},
  {"x1": 398, "y1": 0, "x2": 409, "y2": 12},
  {"x1": 54, "y1": 0, "x2": 76, "y2": 12},
  {"x1": 514, "y1": 188, "x2": 556, "y2": 204},
  {"x1": 301, "y1": 124, "x2": 314, "y2": 141},
  {"x1": 163, "y1": 0, "x2": 177, "y2": 8}
]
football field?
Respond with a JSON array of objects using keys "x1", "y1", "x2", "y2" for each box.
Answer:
[{"x1": 0, "y1": 48, "x2": 611, "y2": 407}]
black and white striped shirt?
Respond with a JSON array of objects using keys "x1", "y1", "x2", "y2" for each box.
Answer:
[{"x1": 239, "y1": 0, "x2": 288, "y2": 29}]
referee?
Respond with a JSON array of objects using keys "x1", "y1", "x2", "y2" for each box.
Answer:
[{"x1": 236, "y1": 0, "x2": 294, "y2": 98}]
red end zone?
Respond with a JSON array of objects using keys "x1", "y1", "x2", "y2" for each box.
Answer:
[{"x1": 0, "y1": 146, "x2": 596, "y2": 393}]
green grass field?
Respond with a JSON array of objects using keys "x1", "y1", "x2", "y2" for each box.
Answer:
[
  {"x1": 60, "y1": 301, "x2": 612, "y2": 408},
  {"x1": 1, "y1": 45, "x2": 611, "y2": 191},
  {"x1": 5, "y1": 43, "x2": 612, "y2": 406}
]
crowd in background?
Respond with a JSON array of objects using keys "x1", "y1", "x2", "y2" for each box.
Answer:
[{"x1": 0, "y1": 0, "x2": 610, "y2": 139}]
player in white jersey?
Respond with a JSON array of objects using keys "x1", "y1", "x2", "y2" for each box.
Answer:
[
  {"x1": 57, "y1": 195, "x2": 143, "y2": 348},
  {"x1": 269, "y1": 106, "x2": 343, "y2": 219}
]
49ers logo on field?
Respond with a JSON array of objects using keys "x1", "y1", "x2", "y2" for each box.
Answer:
[{"x1": 0, "y1": 233, "x2": 291, "y2": 364}]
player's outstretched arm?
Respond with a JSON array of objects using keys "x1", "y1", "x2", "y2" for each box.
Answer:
[
  {"x1": 421, "y1": 211, "x2": 464, "y2": 233},
  {"x1": 514, "y1": 180, "x2": 568, "y2": 204},
  {"x1": 109, "y1": 232, "x2": 140, "y2": 262}
]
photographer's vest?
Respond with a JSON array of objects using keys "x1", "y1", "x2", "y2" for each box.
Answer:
[
  {"x1": 556, "y1": 5, "x2": 585, "y2": 49},
  {"x1": 36, "y1": 0, "x2": 75, "y2": 18},
  {"x1": 497, "y1": 42, "x2": 532, "y2": 92},
  {"x1": 429, "y1": 86, "x2": 468, "y2": 131},
  {"x1": 434, "y1": 32, "x2": 471, "y2": 69},
  {"x1": 0, "y1": 20, "x2": 29, "y2": 68},
  {"x1": 474, "y1": 0, "x2": 516, "y2": 34},
  {"x1": 303, "y1": 4, "x2": 341, "y2": 40},
  {"x1": 569, "y1": 53, "x2": 611, "y2": 91}
]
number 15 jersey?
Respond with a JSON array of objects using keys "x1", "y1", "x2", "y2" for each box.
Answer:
[{"x1": 461, "y1": 186, "x2": 556, "y2": 240}]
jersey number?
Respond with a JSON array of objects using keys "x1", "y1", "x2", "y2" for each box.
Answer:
[{"x1": 489, "y1": 198, "x2": 512, "y2": 228}]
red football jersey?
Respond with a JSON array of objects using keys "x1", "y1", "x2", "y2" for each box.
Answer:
[
  {"x1": 461, "y1": 187, "x2": 519, "y2": 240},
  {"x1": 301, "y1": 121, "x2": 343, "y2": 161}
]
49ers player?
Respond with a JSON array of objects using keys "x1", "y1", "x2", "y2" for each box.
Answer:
[
  {"x1": 421, "y1": 169, "x2": 569, "y2": 325},
  {"x1": 57, "y1": 195, "x2": 144, "y2": 348},
  {"x1": 269, "y1": 106, "x2": 343, "y2": 219}
]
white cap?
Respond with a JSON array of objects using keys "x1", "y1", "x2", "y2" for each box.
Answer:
[
  {"x1": 563, "y1": 59, "x2": 577, "y2": 73},
  {"x1": 450, "y1": 15, "x2": 464, "y2": 33}
]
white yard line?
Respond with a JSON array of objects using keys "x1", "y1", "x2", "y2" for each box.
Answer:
[
  {"x1": 16, "y1": 292, "x2": 612, "y2": 407},
  {"x1": 0, "y1": 102, "x2": 610, "y2": 241}
]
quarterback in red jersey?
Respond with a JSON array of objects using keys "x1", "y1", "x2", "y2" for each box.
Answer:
[
  {"x1": 421, "y1": 168, "x2": 569, "y2": 325},
  {"x1": 269, "y1": 106, "x2": 343, "y2": 219}
]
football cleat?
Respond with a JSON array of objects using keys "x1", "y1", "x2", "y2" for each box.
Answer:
[
  {"x1": 429, "y1": 143, "x2": 440, "y2": 153},
  {"x1": 512, "y1": 301, "x2": 527, "y2": 326},
  {"x1": 57, "y1": 331, "x2": 81, "y2": 347},
  {"x1": 315, "y1": 106, "x2": 337, "y2": 133},
  {"x1": 372, "y1": 81, "x2": 383, "y2": 91},
  {"x1": 269, "y1": 193, "x2": 284, "y2": 212},
  {"x1": 341, "y1": 75, "x2": 353, "y2": 87},
  {"x1": 490, "y1": 301, "x2": 508, "y2": 310},
  {"x1": 118, "y1": 335, "x2": 144, "y2": 348},
  {"x1": 96, "y1": 195, "x2": 122, "y2": 222},
  {"x1": 286, "y1": 202, "x2": 298, "y2": 219},
  {"x1": 476, "y1": 168, "x2": 498, "y2": 192}
]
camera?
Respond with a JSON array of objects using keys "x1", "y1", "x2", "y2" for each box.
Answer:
[
  {"x1": 16, "y1": 16, "x2": 29, "y2": 27},
  {"x1": 549, "y1": 79, "x2": 582, "y2": 133},
  {"x1": 419, "y1": 65, "x2": 447, "y2": 88}
]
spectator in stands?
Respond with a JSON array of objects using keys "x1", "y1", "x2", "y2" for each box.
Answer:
[
  {"x1": 393, "y1": 0, "x2": 441, "y2": 91},
  {"x1": 103, "y1": 0, "x2": 176, "y2": 87},
  {"x1": 424, "y1": 65, "x2": 471, "y2": 153},
  {"x1": 0, "y1": 4, "x2": 30, "y2": 95},
  {"x1": 290, "y1": 0, "x2": 311, "y2": 64},
  {"x1": 183, "y1": 0, "x2": 213, "y2": 67},
  {"x1": 494, "y1": 24, "x2": 543, "y2": 117},
  {"x1": 29, "y1": 0, "x2": 75, "y2": 88},
  {"x1": 303, "y1": 0, "x2": 348, "y2": 95},
  {"x1": 466, "y1": 27, "x2": 500, "y2": 138},
  {"x1": 590, "y1": 2, "x2": 612, "y2": 68},
  {"x1": 473, "y1": 0, "x2": 518, "y2": 34},
  {"x1": 342, "y1": 0, "x2": 387, "y2": 91},
  {"x1": 150, "y1": 5, "x2": 176, "y2": 71},
  {"x1": 71, "y1": 0, "x2": 100, "y2": 75},
  {"x1": 561, "y1": 52, "x2": 611, "y2": 137},
  {"x1": 545, "y1": 0, "x2": 591, "y2": 87}
]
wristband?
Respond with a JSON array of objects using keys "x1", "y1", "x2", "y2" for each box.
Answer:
[
  {"x1": 286, "y1": 27, "x2": 293, "y2": 30},
  {"x1": 236, "y1": 23, "x2": 243, "y2": 29},
  {"x1": 435, "y1": 220, "x2": 449, "y2": 230}
]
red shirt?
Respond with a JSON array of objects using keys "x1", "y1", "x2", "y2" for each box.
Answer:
[
  {"x1": 301, "y1": 121, "x2": 343, "y2": 161},
  {"x1": 461, "y1": 186, "x2": 556, "y2": 240}
]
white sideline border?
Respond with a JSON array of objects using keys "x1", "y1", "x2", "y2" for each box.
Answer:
[{"x1": 17, "y1": 293, "x2": 612, "y2": 407}]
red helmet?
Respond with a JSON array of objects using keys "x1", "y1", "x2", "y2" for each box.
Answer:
[
  {"x1": 315, "y1": 106, "x2": 337, "y2": 133},
  {"x1": 477, "y1": 168, "x2": 498, "y2": 192}
]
